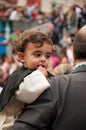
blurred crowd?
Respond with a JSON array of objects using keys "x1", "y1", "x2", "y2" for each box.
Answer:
[{"x1": 0, "y1": 2, "x2": 86, "y2": 88}]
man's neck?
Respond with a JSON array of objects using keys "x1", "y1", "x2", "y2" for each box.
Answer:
[{"x1": 74, "y1": 59, "x2": 86, "y2": 66}]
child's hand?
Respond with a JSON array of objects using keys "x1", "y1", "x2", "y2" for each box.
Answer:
[{"x1": 38, "y1": 66, "x2": 48, "y2": 77}]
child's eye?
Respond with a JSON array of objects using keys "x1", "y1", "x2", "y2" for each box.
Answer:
[
  {"x1": 34, "y1": 53, "x2": 41, "y2": 57},
  {"x1": 45, "y1": 55, "x2": 51, "y2": 59}
]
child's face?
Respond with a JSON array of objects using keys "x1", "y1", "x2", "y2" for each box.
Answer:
[{"x1": 18, "y1": 42, "x2": 52, "y2": 69}]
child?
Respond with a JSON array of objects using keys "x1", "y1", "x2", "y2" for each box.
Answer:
[{"x1": 0, "y1": 30, "x2": 53, "y2": 130}]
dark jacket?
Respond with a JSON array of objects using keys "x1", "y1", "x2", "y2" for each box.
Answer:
[
  {"x1": 10, "y1": 65, "x2": 86, "y2": 130},
  {"x1": 0, "y1": 66, "x2": 35, "y2": 111},
  {"x1": 0, "y1": 66, "x2": 53, "y2": 111}
]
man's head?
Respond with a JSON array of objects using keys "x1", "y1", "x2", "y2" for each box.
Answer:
[
  {"x1": 73, "y1": 25, "x2": 86, "y2": 63},
  {"x1": 14, "y1": 30, "x2": 53, "y2": 69}
]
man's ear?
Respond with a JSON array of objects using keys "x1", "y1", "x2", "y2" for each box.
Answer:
[{"x1": 17, "y1": 52, "x2": 25, "y2": 63}]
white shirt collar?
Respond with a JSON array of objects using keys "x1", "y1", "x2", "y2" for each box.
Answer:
[{"x1": 73, "y1": 62, "x2": 86, "y2": 70}]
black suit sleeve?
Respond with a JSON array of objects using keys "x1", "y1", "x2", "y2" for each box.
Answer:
[
  {"x1": 10, "y1": 76, "x2": 65, "y2": 130},
  {"x1": 10, "y1": 86, "x2": 56, "y2": 130}
]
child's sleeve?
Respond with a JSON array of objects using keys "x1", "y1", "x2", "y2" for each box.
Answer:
[{"x1": 15, "y1": 70, "x2": 50, "y2": 103}]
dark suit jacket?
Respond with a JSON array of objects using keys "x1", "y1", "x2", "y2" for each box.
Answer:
[
  {"x1": 0, "y1": 66, "x2": 53, "y2": 111},
  {"x1": 10, "y1": 65, "x2": 86, "y2": 130},
  {"x1": 0, "y1": 66, "x2": 35, "y2": 111}
]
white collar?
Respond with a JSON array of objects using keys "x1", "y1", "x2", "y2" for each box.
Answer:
[{"x1": 73, "y1": 62, "x2": 86, "y2": 70}]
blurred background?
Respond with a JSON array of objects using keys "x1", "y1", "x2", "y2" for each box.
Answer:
[
  {"x1": 0, "y1": 0, "x2": 85, "y2": 13},
  {"x1": 0, "y1": 0, "x2": 86, "y2": 88}
]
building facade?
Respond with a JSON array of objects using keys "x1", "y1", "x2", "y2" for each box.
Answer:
[
  {"x1": 17, "y1": 0, "x2": 85, "y2": 12},
  {"x1": 3, "y1": 0, "x2": 86, "y2": 13},
  {"x1": 41, "y1": 0, "x2": 86, "y2": 13}
]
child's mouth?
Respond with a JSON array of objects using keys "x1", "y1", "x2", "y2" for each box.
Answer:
[{"x1": 38, "y1": 65, "x2": 45, "y2": 68}]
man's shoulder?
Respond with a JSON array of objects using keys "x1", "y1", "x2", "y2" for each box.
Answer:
[
  {"x1": 48, "y1": 74, "x2": 71, "y2": 98},
  {"x1": 49, "y1": 73, "x2": 71, "y2": 87}
]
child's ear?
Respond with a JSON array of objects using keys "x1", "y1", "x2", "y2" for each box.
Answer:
[{"x1": 17, "y1": 52, "x2": 25, "y2": 63}]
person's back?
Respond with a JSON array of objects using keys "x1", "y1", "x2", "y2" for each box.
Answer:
[
  {"x1": 49, "y1": 24, "x2": 86, "y2": 130},
  {"x1": 49, "y1": 68, "x2": 86, "y2": 130},
  {"x1": 51, "y1": 24, "x2": 86, "y2": 130}
]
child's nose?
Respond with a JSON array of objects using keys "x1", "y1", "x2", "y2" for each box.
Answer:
[{"x1": 41, "y1": 56, "x2": 46, "y2": 61}]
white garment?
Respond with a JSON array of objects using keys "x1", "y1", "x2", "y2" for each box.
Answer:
[
  {"x1": 0, "y1": 87, "x2": 3, "y2": 93},
  {"x1": 15, "y1": 70, "x2": 50, "y2": 103},
  {"x1": 66, "y1": 48, "x2": 73, "y2": 63},
  {"x1": 27, "y1": 5, "x2": 36, "y2": 18},
  {"x1": 9, "y1": 10, "x2": 21, "y2": 21}
]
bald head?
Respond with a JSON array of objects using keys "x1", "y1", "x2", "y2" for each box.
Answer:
[
  {"x1": 73, "y1": 25, "x2": 86, "y2": 60},
  {"x1": 78, "y1": 25, "x2": 86, "y2": 36}
]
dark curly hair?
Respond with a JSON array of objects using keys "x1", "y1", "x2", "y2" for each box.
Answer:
[{"x1": 14, "y1": 30, "x2": 53, "y2": 53}]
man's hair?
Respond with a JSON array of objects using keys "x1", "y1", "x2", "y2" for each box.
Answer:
[
  {"x1": 73, "y1": 27, "x2": 86, "y2": 60},
  {"x1": 14, "y1": 30, "x2": 53, "y2": 53}
]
